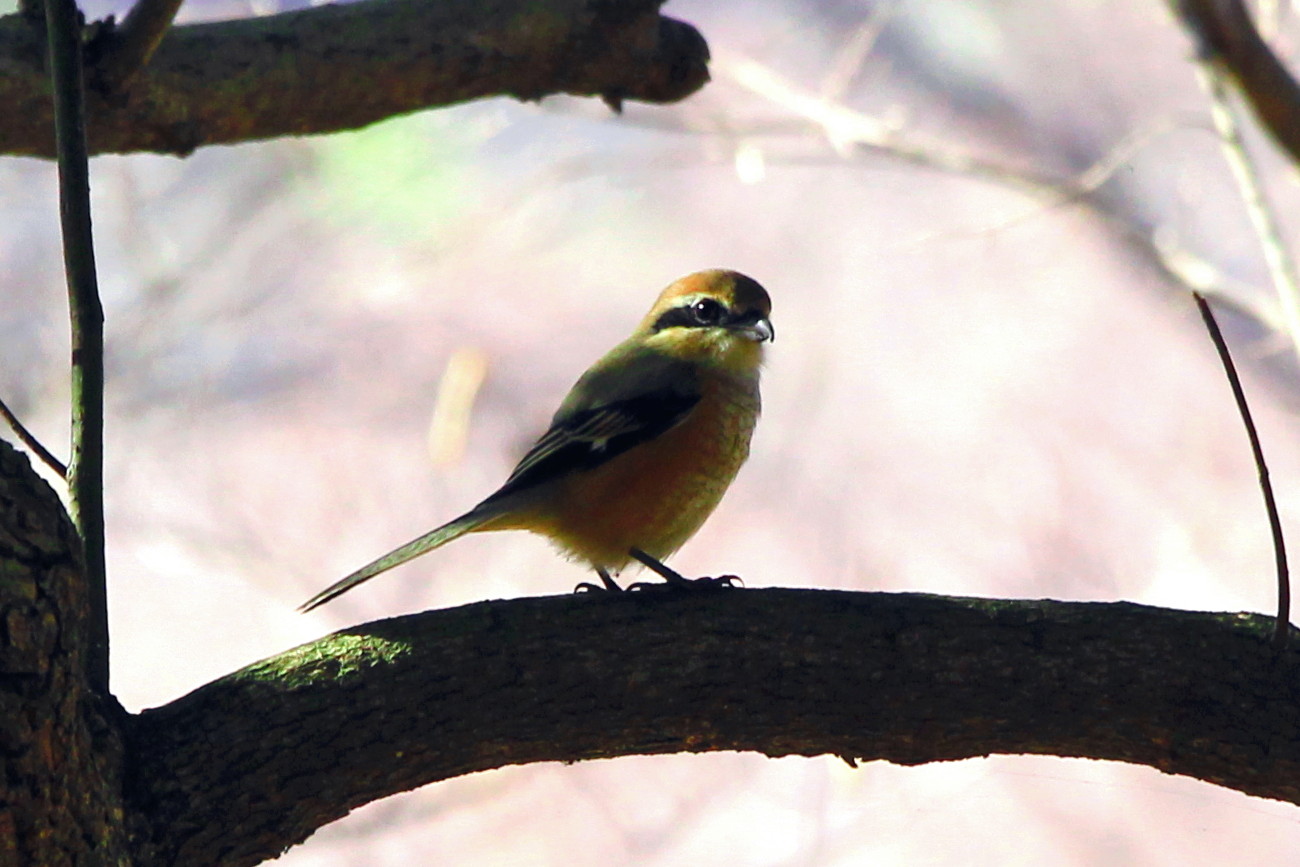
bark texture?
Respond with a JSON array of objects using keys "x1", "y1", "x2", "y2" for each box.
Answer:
[
  {"x1": 0, "y1": 441, "x2": 128, "y2": 864},
  {"x1": 128, "y1": 587, "x2": 1300, "y2": 866},
  {"x1": 0, "y1": 0, "x2": 710, "y2": 158}
]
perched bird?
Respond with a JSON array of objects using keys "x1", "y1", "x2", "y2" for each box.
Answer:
[{"x1": 300, "y1": 269, "x2": 773, "y2": 611}]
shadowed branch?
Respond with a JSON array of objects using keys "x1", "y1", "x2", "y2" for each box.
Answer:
[{"x1": 127, "y1": 590, "x2": 1300, "y2": 866}]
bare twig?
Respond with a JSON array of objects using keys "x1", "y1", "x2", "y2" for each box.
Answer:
[
  {"x1": 712, "y1": 51, "x2": 1284, "y2": 330},
  {"x1": 44, "y1": 0, "x2": 109, "y2": 692},
  {"x1": 1153, "y1": 231, "x2": 1287, "y2": 333},
  {"x1": 93, "y1": 0, "x2": 186, "y2": 90},
  {"x1": 0, "y1": 395, "x2": 68, "y2": 478},
  {"x1": 818, "y1": 2, "x2": 895, "y2": 103},
  {"x1": 716, "y1": 49, "x2": 1192, "y2": 209},
  {"x1": 1193, "y1": 293, "x2": 1289, "y2": 650},
  {"x1": 1190, "y1": 51, "x2": 1300, "y2": 365}
]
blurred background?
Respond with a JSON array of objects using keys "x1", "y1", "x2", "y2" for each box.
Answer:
[{"x1": 4, "y1": 0, "x2": 1300, "y2": 863}]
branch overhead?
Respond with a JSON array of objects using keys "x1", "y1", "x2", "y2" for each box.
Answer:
[{"x1": 0, "y1": 0, "x2": 711, "y2": 158}]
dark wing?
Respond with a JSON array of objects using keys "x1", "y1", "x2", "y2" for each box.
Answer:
[{"x1": 482, "y1": 389, "x2": 700, "y2": 504}]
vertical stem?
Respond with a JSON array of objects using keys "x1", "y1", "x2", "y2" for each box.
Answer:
[
  {"x1": 1193, "y1": 294, "x2": 1290, "y2": 650},
  {"x1": 45, "y1": 0, "x2": 110, "y2": 693}
]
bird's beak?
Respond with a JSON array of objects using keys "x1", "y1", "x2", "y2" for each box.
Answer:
[{"x1": 735, "y1": 316, "x2": 774, "y2": 343}]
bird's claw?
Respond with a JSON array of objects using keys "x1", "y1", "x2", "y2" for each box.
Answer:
[
  {"x1": 575, "y1": 570, "x2": 625, "y2": 593},
  {"x1": 575, "y1": 581, "x2": 618, "y2": 593},
  {"x1": 627, "y1": 574, "x2": 743, "y2": 592}
]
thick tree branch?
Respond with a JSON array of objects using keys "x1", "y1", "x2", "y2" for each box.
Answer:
[
  {"x1": 127, "y1": 586, "x2": 1300, "y2": 866},
  {"x1": 0, "y1": 441, "x2": 128, "y2": 863},
  {"x1": 0, "y1": 0, "x2": 710, "y2": 158}
]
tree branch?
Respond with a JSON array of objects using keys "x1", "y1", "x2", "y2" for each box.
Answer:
[
  {"x1": 1171, "y1": 0, "x2": 1300, "y2": 167},
  {"x1": 0, "y1": 0, "x2": 711, "y2": 158},
  {"x1": 0, "y1": 441, "x2": 128, "y2": 863},
  {"x1": 127, "y1": 589, "x2": 1300, "y2": 866}
]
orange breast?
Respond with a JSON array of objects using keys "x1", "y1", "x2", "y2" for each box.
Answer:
[{"x1": 527, "y1": 375, "x2": 759, "y2": 570}]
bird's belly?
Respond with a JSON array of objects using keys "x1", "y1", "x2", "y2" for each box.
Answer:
[{"x1": 540, "y1": 385, "x2": 758, "y2": 570}]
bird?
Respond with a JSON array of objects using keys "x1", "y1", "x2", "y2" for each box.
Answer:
[{"x1": 300, "y1": 269, "x2": 773, "y2": 612}]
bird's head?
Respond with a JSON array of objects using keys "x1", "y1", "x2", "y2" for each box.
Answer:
[{"x1": 638, "y1": 270, "x2": 774, "y2": 372}]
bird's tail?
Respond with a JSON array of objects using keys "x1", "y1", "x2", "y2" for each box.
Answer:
[{"x1": 299, "y1": 509, "x2": 496, "y2": 612}]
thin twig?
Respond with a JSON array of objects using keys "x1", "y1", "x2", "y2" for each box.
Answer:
[
  {"x1": 712, "y1": 50, "x2": 1285, "y2": 331},
  {"x1": 45, "y1": 0, "x2": 110, "y2": 693},
  {"x1": 1193, "y1": 293, "x2": 1289, "y2": 650},
  {"x1": 1191, "y1": 54, "x2": 1300, "y2": 369},
  {"x1": 0, "y1": 395, "x2": 68, "y2": 478},
  {"x1": 818, "y1": 2, "x2": 895, "y2": 103},
  {"x1": 93, "y1": 0, "x2": 186, "y2": 90}
]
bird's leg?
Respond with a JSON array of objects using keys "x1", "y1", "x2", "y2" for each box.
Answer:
[
  {"x1": 627, "y1": 547, "x2": 741, "y2": 590},
  {"x1": 629, "y1": 548, "x2": 690, "y2": 585},
  {"x1": 575, "y1": 567, "x2": 625, "y2": 593}
]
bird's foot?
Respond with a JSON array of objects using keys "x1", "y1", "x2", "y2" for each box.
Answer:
[
  {"x1": 625, "y1": 547, "x2": 744, "y2": 591},
  {"x1": 627, "y1": 573, "x2": 743, "y2": 592},
  {"x1": 575, "y1": 568, "x2": 624, "y2": 593}
]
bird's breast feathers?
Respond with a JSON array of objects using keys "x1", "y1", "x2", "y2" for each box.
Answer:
[{"x1": 511, "y1": 370, "x2": 761, "y2": 569}]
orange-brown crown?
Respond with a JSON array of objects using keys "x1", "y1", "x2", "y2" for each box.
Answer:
[{"x1": 638, "y1": 270, "x2": 772, "y2": 335}]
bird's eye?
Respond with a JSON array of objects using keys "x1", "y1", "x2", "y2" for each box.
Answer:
[{"x1": 690, "y1": 298, "x2": 725, "y2": 326}]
